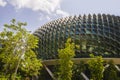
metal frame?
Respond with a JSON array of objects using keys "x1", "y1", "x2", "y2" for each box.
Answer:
[
  {"x1": 42, "y1": 58, "x2": 120, "y2": 80},
  {"x1": 42, "y1": 58, "x2": 120, "y2": 65}
]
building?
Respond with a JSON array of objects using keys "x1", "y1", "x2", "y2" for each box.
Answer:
[
  {"x1": 34, "y1": 14, "x2": 120, "y2": 60},
  {"x1": 33, "y1": 14, "x2": 120, "y2": 80}
]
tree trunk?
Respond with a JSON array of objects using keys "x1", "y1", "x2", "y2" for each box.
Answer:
[
  {"x1": 12, "y1": 57, "x2": 21, "y2": 80},
  {"x1": 13, "y1": 48, "x2": 25, "y2": 80}
]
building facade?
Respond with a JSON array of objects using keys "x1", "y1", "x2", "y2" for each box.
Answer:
[{"x1": 34, "y1": 14, "x2": 120, "y2": 60}]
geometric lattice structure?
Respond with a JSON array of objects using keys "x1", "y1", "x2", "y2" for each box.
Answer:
[{"x1": 34, "y1": 14, "x2": 120, "y2": 60}]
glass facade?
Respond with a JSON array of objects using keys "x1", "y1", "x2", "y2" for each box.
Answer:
[{"x1": 34, "y1": 14, "x2": 120, "y2": 60}]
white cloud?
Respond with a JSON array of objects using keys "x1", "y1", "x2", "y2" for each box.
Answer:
[
  {"x1": 0, "y1": 0, "x2": 7, "y2": 7},
  {"x1": 56, "y1": 9, "x2": 69, "y2": 17},
  {"x1": 8, "y1": 0, "x2": 69, "y2": 20}
]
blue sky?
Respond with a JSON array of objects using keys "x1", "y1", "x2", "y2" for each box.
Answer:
[{"x1": 0, "y1": 0, "x2": 120, "y2": 32}]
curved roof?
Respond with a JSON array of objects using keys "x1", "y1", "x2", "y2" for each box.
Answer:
[{"x1": 34, "y1": 14, "x2": 120, "y2": 59}]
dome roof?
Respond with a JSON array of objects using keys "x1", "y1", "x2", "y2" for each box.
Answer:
[{"x1": 34, "y1": 14, "x2": 120, "y2": 60}]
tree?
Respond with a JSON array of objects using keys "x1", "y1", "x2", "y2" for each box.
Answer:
[
  {"x1": 0, "y1": 19, "x2": 42, "y2": 80},
  {"x1": 87, "y1": 54, "x2": 104, "y2": 80},
  {"x1": 58, "y1": 38, "x2": 75, "y2": 80}
]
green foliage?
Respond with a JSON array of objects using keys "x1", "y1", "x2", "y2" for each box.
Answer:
[
  {"x1": 87, "y1": 54, "x2": 104, "y2": 80},
  {"x1": 0, "y1": 19, "x2": 42, "y2": 79},
  {"x1": 0, "y1": 73, "x2": 8, "y2": 80},
  {"x1": 20, "y1": 52, "x2": 42, "y2": 76},
  {"x1": 58, "y1": 38, "x2": 75, "y2": 80}
]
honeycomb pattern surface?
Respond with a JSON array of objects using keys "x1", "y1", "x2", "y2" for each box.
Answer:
[{"x1": 34, "y1": 14, "x2": 120, "y2": 59}]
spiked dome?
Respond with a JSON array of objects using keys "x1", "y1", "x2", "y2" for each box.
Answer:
[{"x1": 34, "y1": 14, "x2": 120, "y2": 60}]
